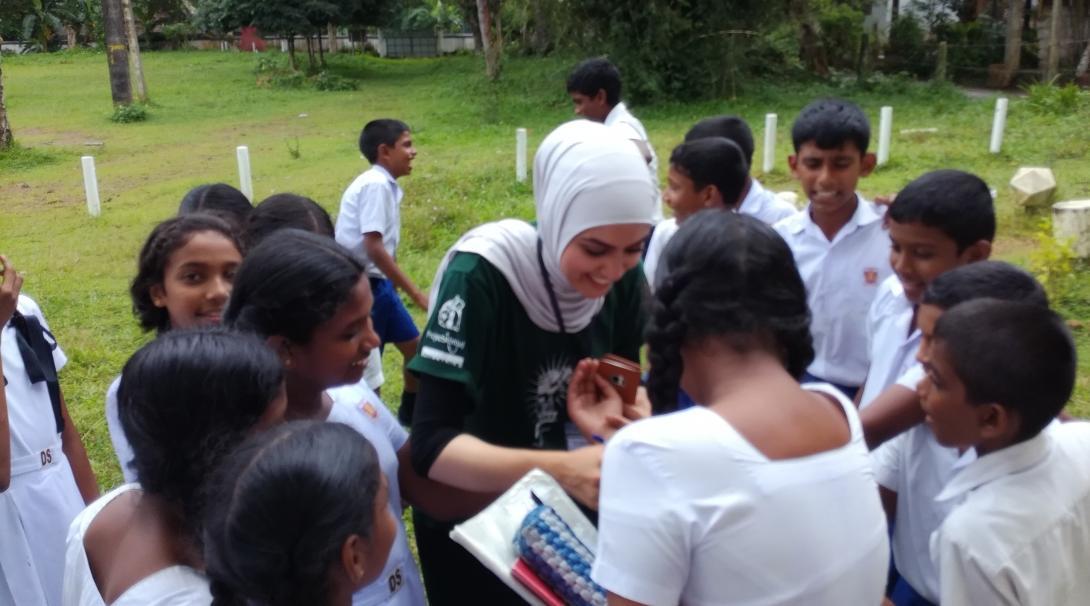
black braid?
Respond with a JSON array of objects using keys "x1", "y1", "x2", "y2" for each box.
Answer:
[
  {"x1": 646, "y1": 210, "x2": 814, "y2": 402},
  {"x1": 647, "y1": 272, "x2": 688, "y2": 413}
]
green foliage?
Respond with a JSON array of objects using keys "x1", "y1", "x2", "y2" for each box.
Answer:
[
  {"x1": 884, "y1": 14, "x2": 934, "y2": 78},
  {"x1": 568, "y1": 0, "x2": 792, "y2": 102},
  {"x1": 253, "y1": 53, "x2": 285, "y2": 75},
  {"x1": 1028, "y1": 218, "x2": 1078, "y2": 307},
  {"x1": 0, "y1": 142, "x2": 66, "y2": 171},
  {"x1": 933, "y1": 16, "x2": 1005, "y2": 83},
  {"x1": 313, "y1": 70, "x2": 358, "y2": 90},
  {"x1": 110, "y1": 103, "x2": 149, "y2": 123},
  {"x1": 1024, "y1": 81, "x2": 1090, "y2": 116},
  {"x1": 398, "y1": 0, "x2": 464, "y2": 32},
  {"x1": 814, "y1": 0, "x2": 864, "y2": 70}
]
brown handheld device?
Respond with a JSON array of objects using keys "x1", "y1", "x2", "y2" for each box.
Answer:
[{"x1": 595, "y1": 354, "x2": 641, "y2": 404}]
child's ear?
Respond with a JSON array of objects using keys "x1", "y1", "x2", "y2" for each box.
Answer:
[
  {"x1": 961, "y1": 239, "x2": 992, "y2": 263},
  {"x1": 860, "y1": 152, "x2": 877, "y2": 177},
  {"x1": 787, "y1": 154, "x2": 799, "y2": 177},
  {"x1": 265, "y1": 335, "x2": 293, "y2": 368},
  {"x1": 593, "y1": 88, "x2": 608, "y2": 106},
  {"x1": 149, "y1": 284, "x2": 167, "y2": 308},
  {"x1": 977, "y1": 401, "x2": 1017, "y2": 442},
  {"x1": 701, "y1": 184, "x2": 726, "y2": 209},
  {"x1": 341, "y1": 534, "x2": 370, "y2": 586}
]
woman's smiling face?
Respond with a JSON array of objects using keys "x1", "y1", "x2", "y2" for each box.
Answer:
[{"x1": 559, "y1": 224, "x2": 650, "y2": 298}]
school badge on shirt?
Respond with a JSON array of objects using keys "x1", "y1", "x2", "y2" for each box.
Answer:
[
  {"x1": 863, "y1": 267, "x2": 879, "y2": 285},
  {"x1": 359, "y1": 401, "x2": 379, "y2": 419}
]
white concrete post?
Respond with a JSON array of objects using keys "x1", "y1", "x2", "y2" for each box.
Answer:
[
  {"x1": 877, "y1": 106, "x2": 893, "y2": 166},
  {"x1": 1052, "y1": 200, "x2": 1090, "y2": 258},
  {"x1": 990, "y1": 97, "x2": 1009, "y2": 154},
  {"x1": 762, "y1": 113, "x2": 777, "y2": 173},
  {"x1": 516, "y1": 128, "x2": 528, "y2": 183},
  {"x1": 236, "y1": 146, "x2": 253, "y2": 201},
  {"x1": 81, "y1": 156, "x2": 101, "y2": 217}
]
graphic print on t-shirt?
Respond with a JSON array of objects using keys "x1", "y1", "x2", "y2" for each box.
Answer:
[{"x1": 529, "y1": 358, "x2": 573, "y2": 447}]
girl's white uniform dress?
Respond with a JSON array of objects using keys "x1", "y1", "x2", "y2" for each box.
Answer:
[
  {"x1": 326, "y1": 383, "x2": 426, "y2": 606},
  {"x1": 1, "y1": 295, "x2": 85, "y2": 606},
  {"x1": 593, "y1": 383, "x2": 890, "y2": 606},
  {"x1": 62, "y1": 483, "x2": 211, "y2": 605}
]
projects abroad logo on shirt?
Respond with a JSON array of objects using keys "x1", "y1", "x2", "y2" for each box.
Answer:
[
  {"x1": 437, "y1": 295, "x2": 465, "y2": 331},
  {"x1": 421, "y1": 295, "x2": 468, "y2": 368}
]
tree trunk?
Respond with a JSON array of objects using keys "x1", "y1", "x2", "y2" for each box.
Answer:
[
  {"x1": 1046, "y1": 0, "x2": 1063, "y2": 80},
  {"x1": 1076, "y1": 40, "x2": 1090, "y2": 85},
  {"x1": 1001, "y1": 0, "x2": 1024, "y2": 87},
  {"x1": 530, "y1": 0, "x2": 551, "y2": 54},
  {"x1": 793, "y1": 0, "x2": 829, "y2": 76},
  {"x1": 120, "y1": 0, "x2": 148, "y2": 102},
  {"x1": 476, "y1": 0, "x2": 501, "y2": 80},
  {"x1": 327, "y1": 23, "x2": 338, "y2": 53},
  {"x1": 102, "y1": 0, "x2": 133, "y2": 106},
  {"x1": 317, "y1": 30, "x2": 326, "y2": 67},
  {"x1": 287, "y1": 36, "x2": 298, "y2": 70},
  {"x1": 305, "y1": 35, "x2": 316, "y2": 71},
  {"x1": 65, "y1": 26, "x2": 77, "y2": 49},
  {"x1": 0, "y1": 56, "x2": 13, "y2": 150}
]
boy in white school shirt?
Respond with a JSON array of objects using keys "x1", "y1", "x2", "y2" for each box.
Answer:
[
  {"x1": 566, "y1": 57, "x2": 661, "y2": 222},
  {"x1": 685, "y1": 115, "x2": 798, "y2": 225},
  {"x1": 918, "y1": 299, "x2": 1090, "y2": 606},
  {"x1": 872, "y1": 260, "x2": 1045, "y2": 606},
  {"x1": 335, "y1": 118, "x2": 425, "y2": 424},
  {"x1": 772, "y1": 98, "x2": 889, "y2": 400}
]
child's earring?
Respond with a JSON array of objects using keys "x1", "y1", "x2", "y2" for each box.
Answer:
[
  {"x1": 341, "y1": 534, "x2": 369, "y2": 585},
  {"x1": 149, "y1": 284, "x2": 167, "y2": 308}
]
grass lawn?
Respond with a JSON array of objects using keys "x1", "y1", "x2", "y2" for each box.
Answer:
[{"x1": 1, "y1": 49, "x2": 1089, "y2": 489}]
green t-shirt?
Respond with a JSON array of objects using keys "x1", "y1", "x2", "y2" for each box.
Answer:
[{"x1": 408, "y1": 252, "x2": 648, "y2": 451}]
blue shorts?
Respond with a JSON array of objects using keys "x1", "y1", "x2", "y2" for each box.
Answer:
[{"x1": 369, "y1": 277, "x2": 420, "y2": 349}]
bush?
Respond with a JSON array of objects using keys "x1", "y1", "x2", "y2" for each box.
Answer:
[
  {"x1": 816, "y1": 0, "x2": 865, "y2": 70},
  {"x1": 934, "y1": 16, "x2": 1004, "y2": 83},
  {"x1": 110, "y1": 104, "x2": 148, "y2": 123},
  {"x1": 313, "y1": 71, "x2": 359, "y2": 91},
  {"x1": 1024, "y1": 81, "x2": 1089, "y2": 115},
  {"x1": 884, "y1": 14, "x2": 934, "y2": 78}
]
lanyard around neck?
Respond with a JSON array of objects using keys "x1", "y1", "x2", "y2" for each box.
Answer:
[{"x1": 536, "y1": 238, "x2": 567, "y2": 334}]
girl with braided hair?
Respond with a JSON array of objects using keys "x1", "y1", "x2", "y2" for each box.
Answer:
[{"x1": 588, "y1": 210, "x2": 889, "y2": 606}]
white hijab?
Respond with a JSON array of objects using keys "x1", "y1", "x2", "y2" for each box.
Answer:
[{"x1": 428, "y1": 120, "x2": 655, "y2": 333}]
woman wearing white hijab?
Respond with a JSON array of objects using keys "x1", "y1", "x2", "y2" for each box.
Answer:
[{"x1": 406, "y1": 120, "x2": 656, "y2": 604}]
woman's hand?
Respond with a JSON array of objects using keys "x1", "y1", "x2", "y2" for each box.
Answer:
[
  {"x1": 553, "y1": 444, "x2": 604, "y2": 510},
  {"x1": 626, "y1": 387, "x2": 652, "y2": 422},
  {"x1": 567, "y1": 359, "x2": 629, "y2": 443}
]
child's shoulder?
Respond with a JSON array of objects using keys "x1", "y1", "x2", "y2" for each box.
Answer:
[{"x1": 15, "y1": 293, "x2": 44, "y2": 318}]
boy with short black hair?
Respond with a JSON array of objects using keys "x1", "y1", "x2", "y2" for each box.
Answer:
[
  {"x1": 566, "y1": 57, "x2": 661, "y2": 221},
  {"x1": 335, "y1": 118, "x2": 424, "y2": 422},
  {"x1": 772, "y1": 98, "x2": 889, "y2": 399},
  {"x1": 858, "y1": 169, "x2": 994, "y2": 409},
  {"x1": 685, "y1": 115, "x2": 797, "y2": 224},
  {"x1": 920, "y1": 298, "x2": 1089, "y2": 606},
  {"x1": 873, "y1": 262, "x2": 1039, "y2": 606}
]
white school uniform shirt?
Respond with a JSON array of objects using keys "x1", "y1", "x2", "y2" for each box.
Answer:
[
  {"x1": 593, "y1": 383, "x2": 889, "y2": 606},
  {"x1": 103, "y1": 375, "x2": 136, "y2": 483},
  {"x1": 932, "y1": 422, "x2": 1090, "y2": 606},
  {"x1": 772, "y1": 198, "x2": 891, "y2": 387},
  {"x1": 604, "y1": 102, "x2": 662, "y2": 222},
  {"x1": 871, "y1": 423, "x2": 964, "y2": 603},
  {"x1": 738, "y1": 178, "x2": 798, "y2": 225},
  {"x1": 335, "y1": 165, "x2": 403, "y2": 279},
  {"x1": 325, "y1": 387, "x2": 426, "y2": 606},
  {"x1": 1, "y1": 294, "x2": 84, "y2": 606},
  {"x1": 641, "y1": 217, "x2": 678, "y2": 291},
  {"x1": 63, "y1": 483, "x2": 211, "y2": 606},
  {"x1": 858, "y1": 275, "x2": 921, "y2": 409}
]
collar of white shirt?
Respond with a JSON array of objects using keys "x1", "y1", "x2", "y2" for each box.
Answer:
[
  {"x1": 371, "y1": 163, "x2": 397, "y2": 185},
  {"x1": 781, "y1": 194, "x2": 881, "y2": 236},
  {"x1": 935, "y1": 429, "x2": 1051, "y2": 503},
  {"x1": 737, "y1": 179, "x2": 766, "y2": 215},
  {"x1": 604, "y1": 102, "x2": 629, "y2": 126}
]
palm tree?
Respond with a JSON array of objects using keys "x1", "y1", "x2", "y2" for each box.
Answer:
[
  {"x1": 1, "y1": 55, "x2": 14, "y2": 150},
  {"x1": 21, "y1": 0, "x2": 64, "y2": 51}
]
